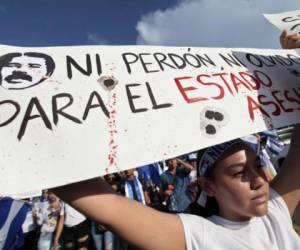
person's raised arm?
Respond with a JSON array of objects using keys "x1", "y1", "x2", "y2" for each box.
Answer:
[
  {"x1": 271, "y1": 125, "x2": 300, "y2": 216},
  {"x1": 52, "y1": 177, "x2": 186, "y2": 250},
  {"x1": 176, "y1": 158, "x2": 194, "y2": 172},
  {"x1": 271, "y1": 31, "x2": 300, "y2": 216},
  {"x1": 53, "y1": 213, "x2": 64, "y2": 250}
]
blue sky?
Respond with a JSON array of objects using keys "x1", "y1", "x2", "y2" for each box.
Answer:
[
  {"x1": 0, "y1": 0, "x2": 299, "y2": 48},
  {"x1": 0, "y1": 0, "x2": 175, "y2": 46}
]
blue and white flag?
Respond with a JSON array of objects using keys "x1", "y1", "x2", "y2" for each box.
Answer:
[
  {"x1": 265, "y1": 137, "x2": 285, "y2": 157},
  {"x1": 260, "y1": 130, "x2": 285, "y2": 157},
  {"x1": 125, "y1": 177, "x2": 146, "y2": 205},
  {"x1": 0, "y1": 197, "x2": 29, "y2": 250}
]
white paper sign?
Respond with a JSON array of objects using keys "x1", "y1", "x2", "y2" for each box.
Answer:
[
  {"x1": 264, "y1": 10, "x2": 300, "y2": 35},
  {"x1": 1, "y1": 45, "x2": 300, "y2": 196}
]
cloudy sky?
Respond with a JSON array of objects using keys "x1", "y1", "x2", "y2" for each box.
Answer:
[{"x1": 0, "y1": 0, "x2": 299, "y2": 49}]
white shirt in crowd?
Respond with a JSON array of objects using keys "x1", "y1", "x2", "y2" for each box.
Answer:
[
  {"x1": 21, "y1": 198, "x2": 42, "y2": 233},
  {"x1": 61, "y1": 202, "x2": 86, "y2": 227},
  {"x1": 179, "y1": 188, "x2": 300, "y2": 250},
  {"x1": 35, "y1": 200, "x2": 63, "y2": 233}
]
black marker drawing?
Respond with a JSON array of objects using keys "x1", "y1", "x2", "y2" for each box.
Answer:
[
  {"x1": 0, "y1": 52, "x2": 55, "y2": 90},
  {"x1": 282, "y1": 14, "x2": 300, "y2": 33},
  {"x1": 200, "y1": 107, "x2": 229, "y2": 137}
]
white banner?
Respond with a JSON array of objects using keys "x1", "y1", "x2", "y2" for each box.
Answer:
[
  {"x1": 264, "y1": 10, "x2": 300, "y2": 35},
  {"x1": 1, "y1": 45, "x2": 300, "y2": 196}
]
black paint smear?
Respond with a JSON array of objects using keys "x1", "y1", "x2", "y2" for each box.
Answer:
[
  {"x1": 103, "y1": 79, "x2": 115, "y2": 88},
  {"x1": 204, "y1": 110, "x2": 224, "y2": 121},
  {"x1": 214, "y1": 112, "x2": 224, "y2": 121},
  {"x1": 205, "y1": 124, "x2": 216, "y2": 135},
  {"x1": 205, "y1": 110, "x2": 215, "y2": 119}
]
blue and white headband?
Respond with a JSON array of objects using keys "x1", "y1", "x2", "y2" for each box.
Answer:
[
  {"x1": 198, "y1": 139, "x2": 246, "y2": 177},
  {"x1": 197, "y1": 137, "x2": 258, "y2": 206}
]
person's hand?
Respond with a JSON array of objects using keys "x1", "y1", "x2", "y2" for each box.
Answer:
[
  {"x1": 165, "y1": 190, "x2": 173, "y2": 196},
  {"x1": 52, "y1": 242, "x2": 61, "y2": 250},
  {"x1": 280, "y1": 30, "x2": 300, "y2": 49},
  {"x1": 176, "y1": 158, "x2": 183, "y2": 164}
]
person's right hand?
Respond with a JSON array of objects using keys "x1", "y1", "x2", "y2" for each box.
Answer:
[
  {"x1": 52, "y1": 243, "x2": 61, "y2": 250},
  {"x1": 165, "y1": 190, "x2": 173, "y2": 196},
  {"x1": 280, "y1": 30, "x2": 300, "y2": 49}
]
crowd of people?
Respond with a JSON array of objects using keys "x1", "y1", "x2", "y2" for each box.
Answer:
[
  {"x1": 1, "y1": 128, "x2": 299, "y2": 250},
  {"x1": 1, "y1": 152, "x2": 199, "y2": 250}
]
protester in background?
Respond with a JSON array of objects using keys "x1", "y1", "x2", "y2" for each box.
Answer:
[
  {"x1": 186, "y1": 153, "x2": 198, "y2": 202},
  {"x1": 122, "y1": 169, "x2": 150, "y2": 206},
  {"x1": 53, "y1": 202, "x2": 90, "y2": 250},
  {"x1": 40, "y1": 190, "x2": 49, "y2": 203},
  {"x1": 160, "y1": 158, "x2": 193, "y2": 213},
  {"x1": 0, "y1": 197, "x2": 29, "y2": 250},
  {"x1": 144, "y1": 180, "x2": 164, "y2": 211},
  {"x1": 35, "y1": 192, "x2": 62, "y2": 250}
]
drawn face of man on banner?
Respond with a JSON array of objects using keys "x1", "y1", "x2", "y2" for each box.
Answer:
[{"x1": 0, "y1": 52, "x2": 55, "y2": 90}]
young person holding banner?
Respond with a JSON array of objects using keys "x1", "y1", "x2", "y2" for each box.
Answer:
[{"x1": 53, "y1": 32, "x2": 300, "y2": 250}]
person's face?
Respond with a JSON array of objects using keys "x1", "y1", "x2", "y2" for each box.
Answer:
[
  {"x1": 189, "y1": 160, "x2": 197, "y2": 169},
  {"x1": 167, "y1": 158, "x2": 178, "y2": 170},
  {"x1": 1, "y1": 55, "x2": 48, "y2": 89},
  {"x1": 105, "y1": 174, "x2": 116, "y2": 185},
  {"x1": 125, "y1": 169, "x2": 135, "y2": 179},
  {"x1": 203, "y1": 145, "x2": 269, "y2": 221},
  {"x1": 42, "y1": 190, "x2": 49, "y2": 199},
  {"x1": 48, "y1": 192, "x2": 59, "y2": 209}
]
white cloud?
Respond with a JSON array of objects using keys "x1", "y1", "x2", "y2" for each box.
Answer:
[
  {"x1": 136, "y1": 0, "x2": 300, "y2": 49},
  {"x1": 86, "y1": 32, "x2": 108, "y2": 45}
]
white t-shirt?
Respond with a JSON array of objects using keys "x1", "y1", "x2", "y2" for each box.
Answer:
[
  {"x1": 61, "y1": 203, "x2": 86, "y2": 227},
  {"x1": 179, "y1": 188, "x2": 300, "y2": 250},
  {"x1": 36, "y1": 201, "x2": 63, "y2": 233}
]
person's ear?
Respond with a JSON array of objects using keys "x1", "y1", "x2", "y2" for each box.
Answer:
[{"x1": 197, "y1": 176, "x2": 216, "y2": 197}]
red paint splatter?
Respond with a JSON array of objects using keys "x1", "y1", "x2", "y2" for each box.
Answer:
[
  {"x1": 44, "y1": 76, "x2": 62, "y2": 84},
  {"x1": 106, "y1": 90, "x2": 120, "y2": 171}
]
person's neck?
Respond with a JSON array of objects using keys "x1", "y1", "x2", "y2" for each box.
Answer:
[
  {"x1": 169, "y1": 167, "x2": 177, "y2": 175},
  {"x1": 217, "y1": 208, "x2": 252, "y2": 222}
]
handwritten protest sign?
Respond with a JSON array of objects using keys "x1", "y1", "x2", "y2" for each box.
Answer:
[
  {"x1": 1, "y1": 45, "x2": 300, "y2": 196},
  {"x1": 264, "y1": 10, "x2": 300, "y2": 35}
]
